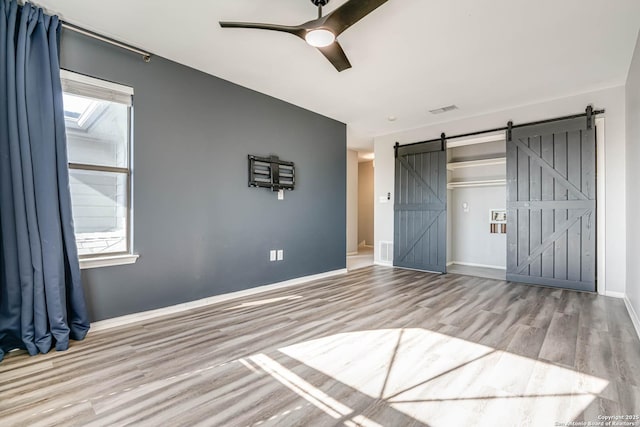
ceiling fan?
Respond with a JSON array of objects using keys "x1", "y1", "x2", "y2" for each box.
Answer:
[{"x1": 220, "y1": 0, "x2": 389, "y2": 72}]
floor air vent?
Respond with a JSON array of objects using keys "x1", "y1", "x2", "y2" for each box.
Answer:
[{"x1": 379, "y1": 241, "x2": 393, "y2": 263}]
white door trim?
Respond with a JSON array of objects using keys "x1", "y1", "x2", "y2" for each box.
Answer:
[{"x1": 596, "y1": 118, "x2": 606, "y2": 295}]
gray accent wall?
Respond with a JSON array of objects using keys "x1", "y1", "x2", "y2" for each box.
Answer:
[
  {"x1": 626, "y1": 30, "x2": 640, "y2": 324},
  {"x1": 60, "y1": 31, "x2": 346, "y2": 322}
]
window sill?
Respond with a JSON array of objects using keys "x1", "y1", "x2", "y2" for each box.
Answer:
[{"x1": 79, "y1": 254, "x2": 139, "y2": 270}]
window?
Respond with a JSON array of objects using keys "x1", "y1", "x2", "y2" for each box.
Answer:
[{"x1": 61, "y1": 70, "x2": 136, "y2": 267}]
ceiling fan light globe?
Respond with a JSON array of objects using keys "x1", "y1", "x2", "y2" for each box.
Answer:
[{"x1": 305, "y1": 29, "x2": 335, "y2": 47}]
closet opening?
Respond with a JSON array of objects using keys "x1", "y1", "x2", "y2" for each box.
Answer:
[{"x1": 446, "y1": 136, "x2": 507, "y2": 281}]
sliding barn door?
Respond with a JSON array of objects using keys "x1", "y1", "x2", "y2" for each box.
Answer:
[
  {"x1": 394, "y1": 141, "x2": 447, "y2": 273},
  {"x1": 506, "y1": 117, "x2": 596, "y2": 291}
]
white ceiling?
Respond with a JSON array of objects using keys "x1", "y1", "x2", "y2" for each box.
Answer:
[{"x1": 39, "y1": 0, "x2": 640, "y2": 150}]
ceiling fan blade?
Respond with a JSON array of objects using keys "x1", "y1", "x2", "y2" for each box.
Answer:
[
  {"x1": 322, "y1": 0, "x2": 389, "y2": 36},
  {"x1": 219, "y1": 21, "x2": 305, "y2": 39},
  {"x1": 317, "y1": 41, "x2": 352, "y2": 72}
]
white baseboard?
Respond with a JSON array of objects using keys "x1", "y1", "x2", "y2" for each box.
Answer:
[
  {"x1": 449, "y1": 261, "x2": 506, "y2": 270},
  {"x1": 604, "y1": 291, "x2": 626, "y2": 299},
  {"x1": 346, "y1": 251, "x2": 358, "y2": 256},
  {"x1": 90, "y1": 268, "x2": 348, "y2": 332},
  {"x1": 623, "y1": 296, "x2": 640, "y2": 341}
]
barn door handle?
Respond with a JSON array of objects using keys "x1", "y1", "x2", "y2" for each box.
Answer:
[{"x1": 587, "y1": 211, "x2": 592, "y2": 240}]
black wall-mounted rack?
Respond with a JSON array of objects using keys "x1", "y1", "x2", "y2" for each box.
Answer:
[{"x1": 248, "y1": 155, "x2": 295, "y2": 191}]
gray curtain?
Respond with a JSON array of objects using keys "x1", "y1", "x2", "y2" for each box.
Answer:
[{"x1": 0, "y1": 0, "x2": 90, "y2": 362}]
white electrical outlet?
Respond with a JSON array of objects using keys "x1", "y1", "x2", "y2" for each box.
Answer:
[
  {"x1": 277, "y1": 249, "x2": 284, "y2": 261},
  {"x1": 278, "y1": 189, "x2": 284, "y2": 200},
  {"x1": 270, "y1": 250, "x2": 277, "y2": 261}
]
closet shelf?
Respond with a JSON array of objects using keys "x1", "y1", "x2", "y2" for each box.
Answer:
[
  {"x1": 447, "y1": 179, "x2": 506, "y2": 189},
  {"x1": 447, "y1": 157, "x2": 506, "y2": 170}
]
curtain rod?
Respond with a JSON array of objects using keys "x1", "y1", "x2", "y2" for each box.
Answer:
[
  {"x1": 61, "y1": 21, "x2": 152, "y2": 63},
  {"x1": 396, "y1": 107, "x2": 605, "y2": 149}
]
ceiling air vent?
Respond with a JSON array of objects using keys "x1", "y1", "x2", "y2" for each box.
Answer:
[{"x1": 429, "y1": 105, "x2": 458, "y2": 115}]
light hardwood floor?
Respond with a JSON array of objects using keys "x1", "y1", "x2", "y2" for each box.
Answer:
[
  {"x1": 347, "y1": 246, "x2": 374, "y2": 271},
  {"x1": 1, "y1": 267, "x2": 639, "y2": 427},
  {"x1": 446, "y1": 263, "x2": 506, "y2": 281}
]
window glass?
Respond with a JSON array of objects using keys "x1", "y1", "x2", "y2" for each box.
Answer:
[
  {"x1": 64, "y1": 93, "x2": 128, "y2": 168},
  {"x1": 69, "y1": 170, "x2": 128, "y2": 256},
  {"x1": 61, "y1": 71, "x2": 133, "y2": 258}
]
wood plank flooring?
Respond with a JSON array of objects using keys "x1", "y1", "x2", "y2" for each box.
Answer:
[
  {"x1": 1, "y1": 266, "x2": 639, "y2": 427},
  {"x1": 446, "y1": 263, "x2": 506, "y2": 281},
  {"x1": 347, "y1": 247, "x2": 374, "y2": 271}
]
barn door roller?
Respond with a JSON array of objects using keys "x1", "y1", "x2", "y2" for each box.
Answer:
[{"x1": 586, "y1": 105, "x2": 593, "y2": 129}]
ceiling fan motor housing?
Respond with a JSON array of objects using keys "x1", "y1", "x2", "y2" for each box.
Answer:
[{"x1": 311, "y1": 0, "x2": 330, "y2": 6}]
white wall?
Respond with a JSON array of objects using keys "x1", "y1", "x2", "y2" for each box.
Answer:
[
  {"x1": 625, "y1": 31, "x2": 640, "y2": 325},
  {"x1": 375, "y1": 86, "x2": 627, "y2": 293},
  {"x1": 358, "y1": 160, "x2": 374, "y2": 246},
  {"x1": 346, "y1": 149, "x2": 359, "y2": 254},
  {"x1": 450, "y1": 186, "x2": 506, "y2": 268}
]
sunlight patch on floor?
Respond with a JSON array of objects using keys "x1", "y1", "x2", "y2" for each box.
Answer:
[
  {"x1": 277, "y1": 328, "x2": 608, "y2": 427},
  {"x1": 249, "y1": 353, "x2": 382, "y2": 427}
]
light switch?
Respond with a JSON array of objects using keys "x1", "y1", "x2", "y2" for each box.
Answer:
[
  {"x1": 277, "y1": 249, "x2": 284, "y2": 261},
  {"x1": 270, "y1": 250, "x2": 277, "y2": 261},
  {"x1": 278, "y1": 189, "x2": 284, "y2": 200}
]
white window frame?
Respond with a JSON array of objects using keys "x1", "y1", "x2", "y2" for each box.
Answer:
[{"x1": 60, "y1": 69, "x2": 138, "y2": 269}]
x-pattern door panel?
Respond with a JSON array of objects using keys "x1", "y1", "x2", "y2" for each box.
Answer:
[
  {"x1": 506, "y1": 117, "x2": 596, "y2": 291},
  {"x1": 394, "y1": 142, "x2": 447, "y2": 273}
]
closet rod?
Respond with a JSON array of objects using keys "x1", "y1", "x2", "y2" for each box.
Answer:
[
  {"x1": 61, "y1": 21, "x2": 152, "y2": 62},
  {"x1": 396, "y1": 107, "x2": 605, "y2": 149}
]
